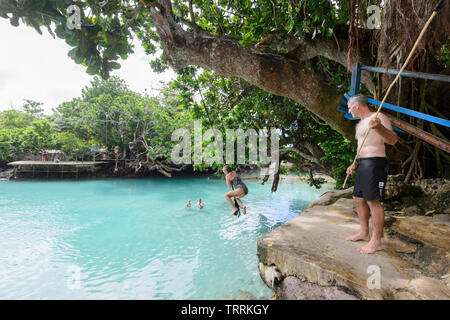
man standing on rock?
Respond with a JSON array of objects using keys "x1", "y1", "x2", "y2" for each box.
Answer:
[{"x1": 345, "y1": 94, "x2": 398, "y2": 254}]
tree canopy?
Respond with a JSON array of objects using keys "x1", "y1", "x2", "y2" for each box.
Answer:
[
  {"x1": 1, "y1": 0, "x2": 449, "y2": 181},
  {"x1": 0, "y1": 77, "x2": 193, "y2": 177}
]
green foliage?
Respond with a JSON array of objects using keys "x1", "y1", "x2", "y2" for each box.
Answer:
[
  {"x1": 53, "y1": 76, "x2": 192, "y2": 161},
  {"x1": 0, "y1": 129, "x2": 17, "y2": 164},
  {"x1": 0, "y1": 77, "x2": 192, "y2": 166},
  {"x1": 306, "y1": 175, "x2": 326, "y2": 189},
  {"x1": 279, "y1": 165, "x2": 288, "y2": 176},
  {"x1": 165, "y1": 68, "x2": 356, "y2": 184},
  {"x1": 1, "y1": 1, "x2": 356, "y2": 180},
  {"x1": 319, "y1": 136, "x2": 356, "y2": 188},
  {"x1": 438, "y1": 39, "x2": 450, "y2": 69},
  {"x1": 1, "y1": 0, "x2": 447, "y2": 183},
  {"x1": 0, "y1": 100, "x2": 53, "y2": 163},
  {"x1": 52, "y1": 131, "x2": 90, "y2": 159}
]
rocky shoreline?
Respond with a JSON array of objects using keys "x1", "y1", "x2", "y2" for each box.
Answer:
[
  {"x1": 0, "y1": 162, "x2": 215, "y2": 180},
  {"x1": 258, "y1": 175, "x2": 450, "y2": 300}
]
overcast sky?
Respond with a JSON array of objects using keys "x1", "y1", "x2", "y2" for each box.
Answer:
[{"x1": 0, "y1": 18, "x2": 176, "y2": 114}]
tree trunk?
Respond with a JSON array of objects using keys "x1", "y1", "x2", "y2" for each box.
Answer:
[
  {"x1": 271, "y1": 158, "x2": 281, "y2": 193},
  {"x1": 147, "y1": 5, "x2": 355, "y2": 139}
]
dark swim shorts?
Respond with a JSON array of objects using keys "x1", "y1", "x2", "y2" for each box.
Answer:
[{"x1": 353, "y1": 157, "x2": 388, "y2": 201}]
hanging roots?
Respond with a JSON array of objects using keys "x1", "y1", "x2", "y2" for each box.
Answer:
[
  {"x1": 380, "y1": 0, "x2": 450, "y2": 69},
  {"x1": 347, "y1": 0, "x2": 450, "y2": 70}
]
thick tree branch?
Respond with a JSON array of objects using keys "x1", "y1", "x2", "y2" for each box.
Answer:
[
  {"x1": 289, "y1": 37, "x2": 376, "y2": 95},
  {"x1": 252, "y1": 30, "x2": 376, "y2": 96},
  {"x1": 148, "y1": 8, "x2": 355, "y2": 138}
]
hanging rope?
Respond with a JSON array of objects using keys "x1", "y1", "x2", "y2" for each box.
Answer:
[{"x1": 343, "y1": 0, "x2": 446, "y2": 188}]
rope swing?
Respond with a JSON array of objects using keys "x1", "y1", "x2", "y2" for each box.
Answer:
[{"x1": 343, "y1": 0, "x2": 447, "y2": 188}]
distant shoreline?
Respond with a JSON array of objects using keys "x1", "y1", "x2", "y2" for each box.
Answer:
[{"x1": 1, "y1": 162, "x2": 336, "y2": 185}]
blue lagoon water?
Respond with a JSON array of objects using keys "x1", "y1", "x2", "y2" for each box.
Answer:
[{"x1": 0, "y1": 177, "x2": 333, "y2": 299}]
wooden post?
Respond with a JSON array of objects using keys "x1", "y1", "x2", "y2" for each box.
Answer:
[{"x1": 383, "y1": 113, "x2": 450, "y2": 154}]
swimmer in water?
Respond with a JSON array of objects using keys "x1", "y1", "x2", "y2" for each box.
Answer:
[
  {"x1": 185, "y1": 200, "x2": 191, "y2": 208},
  {"x1": 197, "y1": 198, "x2": 204, "y2": 210}
]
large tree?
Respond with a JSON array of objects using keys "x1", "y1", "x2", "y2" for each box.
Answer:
[
  {"x1": 165, "y1": 68, "x2": 356, "y2": 188},
  {"x1": 1, "y1": 0, "x2": 449, "y2": 179}
]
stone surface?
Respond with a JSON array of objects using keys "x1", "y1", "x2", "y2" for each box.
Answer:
[
  {"x1": 0, "y1": 168, "x2": 13, "y2": 180},
  {"x1": 413, "y1": 178, "x2": 450, "y2": 195},
  {"x1": 257, "y1": 204, "x2": 450, "y2": 300},
  {"x1": 306, "y1": 187, "x2": 354, "y2": 208},
  {"x1": 333, "y1": 198, "x2": 357, "y2": 214},
  {"x1": 393, "y1": 291, "x2": 418, "y2": 300},
  {"x1": 442, "y1": 274, "x2": 450, "y2": 286},
  {"x1": 384, "y1": 174, "x2": 422, "y2": 200},
  {"x1": 392, "y1": 216, "x2": 450, "y2": 252},
  {"x1": 382, "y1": 235, "x2": 416, "y2": 254},
  {"x1": 432, "y1": 214, "x2": 450, "y2": 225},
  {"x1": 406, "y1": 277, "x2": 450, "y2": 300},
  {"x1": 416, "y1": 183, "x2": 450, "y2": 215},
  {"x1": 277, "y1": 276, "x2": 359, "y2": 300},
  {"x1": 383, "y1": 176, "x2": 450, "y2": 215}
]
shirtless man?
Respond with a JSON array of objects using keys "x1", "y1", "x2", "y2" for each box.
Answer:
[{"x1": 346, "y1": 94, "x2": 398, "y2": 254}]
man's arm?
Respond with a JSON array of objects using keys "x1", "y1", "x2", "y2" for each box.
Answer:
[{"x1": 369, "y1": 114, "x2": 398, "y2": 145}]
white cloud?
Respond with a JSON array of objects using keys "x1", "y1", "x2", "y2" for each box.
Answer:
[{"x1": 0, "y1": 19, "x2": 176, "y2": 114}]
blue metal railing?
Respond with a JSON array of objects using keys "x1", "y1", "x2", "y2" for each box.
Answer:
[{"x1": 337, "y1": 63, "x2": 450, "y2": 131}]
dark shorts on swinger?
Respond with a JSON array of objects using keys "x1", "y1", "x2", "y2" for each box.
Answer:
[{"x1": 353, "y1": 157, "x2": 388, "y2": 201}]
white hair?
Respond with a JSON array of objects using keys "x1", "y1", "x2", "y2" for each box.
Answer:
[{"x1": 348, "y1": 94, "x2": 368, "y2": 107}]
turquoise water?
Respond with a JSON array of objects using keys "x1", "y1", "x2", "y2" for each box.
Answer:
[{"x1": 0, "y1": 177, "x2": 333, "y2": 299}]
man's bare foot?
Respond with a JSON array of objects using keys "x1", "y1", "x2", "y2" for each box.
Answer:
[
  {"x1": 231, "y1": 208, "x2": 239, "y2": 216},
  {"x1": 242, "y1": 206, "x2": 247, "y2": 215},
  {"x1": 357, "y1": 241, "x2": 383, "y2": 254},
  {"x1": 345, "y1": 232, "x2": 370, "y2": 242}
]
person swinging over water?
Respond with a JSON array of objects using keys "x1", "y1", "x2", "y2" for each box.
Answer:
[{"x1": 222, "y1": 166, "x2": 248, "y2": 216}]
